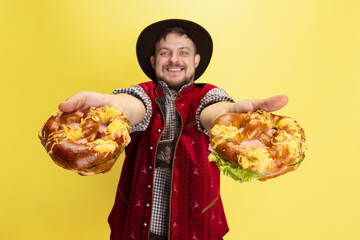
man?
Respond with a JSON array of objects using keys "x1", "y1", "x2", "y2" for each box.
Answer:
[{"x1": 59, "y1": 19, "x2": 288, "y2": 240}]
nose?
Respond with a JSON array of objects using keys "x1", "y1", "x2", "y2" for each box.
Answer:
[{"x1": 169, "y1": 52, "x2": 180, "y2": 64}]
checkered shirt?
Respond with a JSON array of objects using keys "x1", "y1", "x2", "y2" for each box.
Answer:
[{"x1": 112, "y1": 81, "x2": 234, "y2": 236}]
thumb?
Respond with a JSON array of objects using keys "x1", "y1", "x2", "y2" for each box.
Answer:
[
  {"x1": 58, "y1": 91, "x2": 111, "y2": 112},
  {"x1": 58, "y1": 99, "x2": 82, "y2": 112},
  {"x1": 58, "y1": 91, "x2": 88, "y2": 112},
  {"x1": 262, "y1": 94, "x2": 289, "y2": 112},
  {"x1": 232, "y1": 94, "x2": 288, "y2": 113}
]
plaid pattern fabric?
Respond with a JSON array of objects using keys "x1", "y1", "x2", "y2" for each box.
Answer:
[
  {"x1": 112, "y1": 85, "x2": 152, "y2": 133},
  {"x1": 158, "y1": 80, "x2": 193, "y2": 140},
  {"x1": 148, "y1": 81, "x2": 194, "y2": 235},
  {"x1": 112, "y1": 81, "x2": 233, "y2": 237},
  {"x1": 196, "y1": 88, "x2": 235, "y2": 135},
  {"x1": 150, "y1": 168, "x2": 172, "y2": 235}
]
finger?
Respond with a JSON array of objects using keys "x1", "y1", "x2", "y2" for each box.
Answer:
[
  {"x1": 58, "y1": 92, "x2": 87, "y2": 112},
  {"x1": 59, "y1": 91, "x2": 111, "y2": 112},
  {"x1": 58, "y1": 100, "x2": 81, "y2": 112},
  {"x1": 261, "y1": 94, "x2": 288, "y2": 112},
  {"x1": 235, "y1": 94, "x2": 288, "y2": 113}
]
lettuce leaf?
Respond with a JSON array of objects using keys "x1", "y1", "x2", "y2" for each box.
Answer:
[
  {"x1": 209, "y1": 152, "x2": 266, "y2": 183},
  {"x1": 287, "y1": 154, "x2": 305, "y2": 167}
]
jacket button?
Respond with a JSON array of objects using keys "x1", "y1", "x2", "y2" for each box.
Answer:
[
  {"x1": 148, "y1": 165, "x2": 152, "y2": 170},
  {"x1": 143, "y1": 222, "x2": 147, "y2": 227},
  {"x1": 146, "y1": 203, "x2": 150, "y2": 207},
  {"x1": 147, "y1": 184, "x2": 151, "y2": 189},
  {"x1": 149, "y1": 146, "x2": 153, "y2": 150},
  {"x1": 157, "y1": 129, "x2": 161, "y2": 133}
]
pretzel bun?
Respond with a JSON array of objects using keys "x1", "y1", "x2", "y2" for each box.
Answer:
[
  {"x1": 39, "y1": 106, "x2": 130, "y2": 176},
  {"x1": 209, "y1": 110, "x2": 306, "y2": 182}
]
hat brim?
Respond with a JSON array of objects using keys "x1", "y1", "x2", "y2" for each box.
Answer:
[{"x1": 136, "y1": 19, "x2": 213, "y2": 82}]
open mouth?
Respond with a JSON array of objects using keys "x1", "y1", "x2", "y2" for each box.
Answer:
[{"x1": 166, "y1": 67, "x2": 184, "y2": 72}]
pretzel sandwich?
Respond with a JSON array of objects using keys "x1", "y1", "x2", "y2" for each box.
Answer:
[
  {"x1": 39, "y1": 106, "x2": 130, "y2": 176},
  {"x1": 209, "y1": 111, "x2": 306, "y2": 182}
]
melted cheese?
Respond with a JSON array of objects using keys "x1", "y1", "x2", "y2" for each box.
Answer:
[
  {"x1": 91, "y1": 139, "x2": 118, "y2": 153},
  {"x1": 278, "y1": 117, "x2": 298, "y2": 130},
  {"x1": 87, "y1": 107, "x2": 129, "y2": 153},
  {"x1": 49, "y1": 124, "x2": 84, "y2": 143},
  {"x1": 90, "y1": 106, "x2": 129, "y2": 135},
  {"x1": 209, "y1": 124, "x2": 239, "y2": 149},
  {"x1": 107, "y1": 118, "x2": 129, "y2": 136},
  {"x1": 62, "y1": 124, "x2": 84, "y2": 140},
  {"x1": 273, "y1": 127, "x2": 302, "y2": 155},
  {"x1": 92, "y1": 106, "x2": 122, "y2": 123},
  {"x1": 238, "y1": 147, "x2": 272, "y2": 172}
]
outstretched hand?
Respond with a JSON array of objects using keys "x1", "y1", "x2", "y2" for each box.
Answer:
[
  {"x1": 200, "y1": 94, "x2": 289, "y2": 131},
  {"x1": 57, "y1": 91, "x2": 145, "y2": 127},
  {"x1": 58, "y1": 91, "x2": 111, "y2": 113}
]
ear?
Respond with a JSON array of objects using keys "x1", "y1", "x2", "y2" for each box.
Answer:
[
  {"x1": 195, "y1": 54, "x2": 200, "y2": 68},
  {"x1": 150, "y1": 56, "x2": 155, "y2": 69}
]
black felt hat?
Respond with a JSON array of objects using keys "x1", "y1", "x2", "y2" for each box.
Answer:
[{"x1": 136, "y1": 19, "x2": 213, "y2": 82}]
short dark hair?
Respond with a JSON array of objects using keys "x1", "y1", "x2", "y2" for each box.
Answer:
[{"x1": 153, "y1": 26, "x2": 197, "y2": 54}]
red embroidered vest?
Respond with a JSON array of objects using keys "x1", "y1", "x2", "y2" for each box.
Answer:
[{"x1": 108, "y1": 81, "x2": 229, "y2": 240}]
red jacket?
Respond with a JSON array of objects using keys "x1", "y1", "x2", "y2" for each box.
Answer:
[{"x1": 108, "y1": 81, "x2": 229, "y2": 240}]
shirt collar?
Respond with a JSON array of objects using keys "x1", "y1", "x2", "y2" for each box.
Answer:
[{"x1": 158, "y1": 80, "x2": 194, "y2": 97}]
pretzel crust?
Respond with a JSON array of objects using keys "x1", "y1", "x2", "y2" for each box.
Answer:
[
  {"x1": 39, "y1": 106, "x2": 130, "y2": 175},
  {"x1": 209, "y1": 111, "x2": 305, "y2": 180}
]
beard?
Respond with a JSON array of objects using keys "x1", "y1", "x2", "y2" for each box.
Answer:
[
  {"x1": 157, "y1": 76, "x2": 193, "y2": 91},
  {"x1": 156, "y1": 71, "x2": 195, "y2": 92}
]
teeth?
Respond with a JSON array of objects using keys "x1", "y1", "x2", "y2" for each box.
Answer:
[{"x1": 168, "y1": 68, "x2": 182, "y2": 71}]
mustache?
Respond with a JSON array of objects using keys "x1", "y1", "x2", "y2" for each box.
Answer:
[{"x1": 164, "y1": 64, "x2": 186, "y2": 68}]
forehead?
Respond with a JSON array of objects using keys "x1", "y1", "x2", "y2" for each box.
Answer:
[{"x1": 154, "y1": 33, "x2": 196, "y2": 52}]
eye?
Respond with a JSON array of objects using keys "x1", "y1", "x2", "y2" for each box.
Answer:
[
  {"x1": 180, "y1": 50, "x2": 189, "y2": 55},
  {"x1": 160, "y1": 51, "x2": 170, "y2": 56}
]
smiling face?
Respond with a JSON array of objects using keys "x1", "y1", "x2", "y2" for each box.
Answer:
[{"x1": 150, "y1": 32, "x2": 200, "y2": 91}]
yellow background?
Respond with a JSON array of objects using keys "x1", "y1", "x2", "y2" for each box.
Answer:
[{"x1": 1, "y1": 0, "x2": 359, "y2": 239}]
